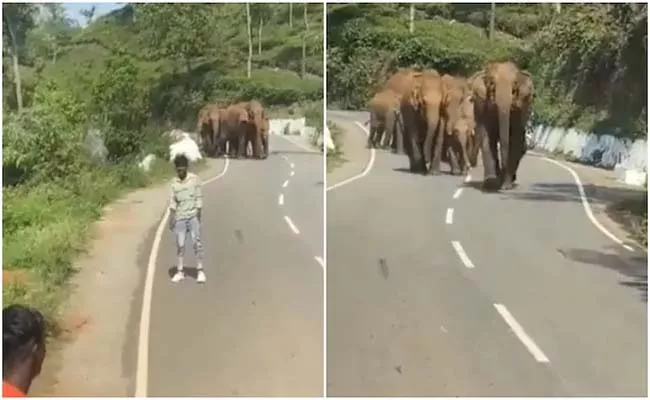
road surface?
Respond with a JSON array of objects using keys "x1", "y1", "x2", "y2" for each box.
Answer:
[
  {"x1": 146, "y1": 134, "x2": 324, "y2": 397},
  {"x1": 326, "y1": 110, "x2": 647, "y2": 397}
]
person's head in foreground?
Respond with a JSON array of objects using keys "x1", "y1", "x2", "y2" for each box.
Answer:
[
  {"x1": 174, "y1": 154, "x2": 189, "y2": 180},
  {"x1": 3, "y1": 304, "x2": 47, "y2": 397}
]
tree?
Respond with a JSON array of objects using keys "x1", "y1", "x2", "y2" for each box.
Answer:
[
  {"x1": 301, "y1": 3, "x2": 309, "y2": 78},
  {"x1": 246, "y1": 3, "x2": 252, "y2": 79},
  {"x1": 289, "y1": 3, "x2": 293, "y2": 28},
  {"x1": 80, "y1": 6, "x2": 96, "y2": 26},
  {"x1": 253, "y1": 4, "x2": 273, "y2": 55},
  {"x1": 489, "y1": 2, "x2": 496, "y2": 39},
  {"x1": 3, "y1": 3, "x2": 37, "y2": 112},
  {"x1": 409, "y1": 4, "x2": 415, "y2": 33},
  {"x1": 136, "y1": 4, "x2": 213, "y2": 73}
]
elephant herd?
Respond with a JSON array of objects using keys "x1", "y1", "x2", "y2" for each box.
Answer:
[
  {"x1": 196, "y1": 99, "x2": 270, "y2": 160},
  {"x1": 367, "y1": 61, "x2": 534, "y2": 191}
]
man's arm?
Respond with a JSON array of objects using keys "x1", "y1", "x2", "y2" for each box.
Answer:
[
  {"x1": 195, "y1": 176, "x2": 203, "y2": 221},
  {"x1": 169, "y1": 184, "x2": 177, "y2": 228}
]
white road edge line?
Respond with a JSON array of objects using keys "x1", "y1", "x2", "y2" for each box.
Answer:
[
  {"x1": 284, "y1": 216, "x2": 301, "y2": 234},
  {"x1": 278, "y1": 194, "x2": 284, "y2": 205},
  {"x1": 282, "y1": 179, "x2": 289, "y2": 188},
  {"x1": 451, "y1": 241, "x2": 474, "y2": 268},
  {"x1": 531, "y1": 152, "x2": 635, "y2": 252},
  {"x1": 494, "y1": 303, "x2": 550, "y2": 363},
  {"x1": 445, "y1": 208, "x2": 454, "y2": 224},
  {"x1": 326, "y1": 121, "x2": 376, "y2": 191},
  {"x1": 290, "y1": 170, "x2": 295, "y2": 177},
  {"x1": 275, "y1": 133, "x2": 319, "y2": 153},
  {"x1": 314, "y1": 256, "x2": 324, "y2": 269},
  {"x1": 136, "y1": 157, "x2": 230, "y2": 397},
  {"x1": 452, "y1": 188, "x2": 463, "y2": 199}
]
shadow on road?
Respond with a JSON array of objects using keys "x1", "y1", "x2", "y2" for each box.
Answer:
[
  {"x1": 269, "y1": 150, "x2": 321, "y2": 156},
  {"x1": 167, "y1": 266, "x2": 202, "y2": 279},
  {"x1": 558, "y1": 247, "x2": 648, "y2": 302}
]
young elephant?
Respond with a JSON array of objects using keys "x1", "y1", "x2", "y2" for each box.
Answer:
[
  {"x1": 447, "y1": 117, "x2": 476, "y2": 175},
  {"x1": 367, "y1": 89, "x2": 402, "y2": 152}
]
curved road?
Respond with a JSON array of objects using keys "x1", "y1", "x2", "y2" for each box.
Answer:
[
  {"x1": 326, "y1": 110, "x2": 647, "y2": 397},
  {"x1": 146, "y1": 134, "x2": 324, "y2": 396}
]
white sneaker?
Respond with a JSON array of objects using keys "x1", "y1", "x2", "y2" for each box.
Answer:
[
  {"x1": 171, "y1": 270, "x2": 185, "y2": 283},
  {"x1": 196, "y1": 270, "x2": 206, "y2": 283}
]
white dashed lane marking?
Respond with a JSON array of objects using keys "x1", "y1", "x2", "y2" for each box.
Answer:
[
  {"x1": 284, "y1": 216, "x2": 300, "y2": 235},
  {"x1": 282, "y1": 180, "x2": 289, "y2": 188},
  {"x1": 452, "y1": 188, "x2": 463, "y2": 199},
  {"x1": 278, "y1": 194, "x2": 284, "y2": 205},
  {"x1": 445, "y1": 208, "x2": 454, "y2": 225},
  {"x1": 494, "y1": 304, "x2": 550, "y2": 363},
  {"x1": 451, "y1": 241, "x2": 474, "y2": 268},
  {"x1": 290, "y1": 170, "x2": 295, "y2": 177}
]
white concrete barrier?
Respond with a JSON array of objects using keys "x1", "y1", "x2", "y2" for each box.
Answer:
[{"x1": 530, "y1": 124, "x2": 647, "y2": 187}]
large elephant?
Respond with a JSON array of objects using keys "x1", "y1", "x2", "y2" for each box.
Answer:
[
  {"x1": 398, "y1": 69, "x2": 445, "y2": 174},
  {"x1": 367, "y1": 89, "x2": 403, "y2": 152},
  {"x1": 242, "y1": 100, "x2": 268, "y2": 159},
  {"x1": 469, "y1": 62, "x2": 534, "y2": 190},
  {"x1": 196, "y1": 103, "x2": 222, "y2": 157},
  {"x1": 219, "y1": 103, "x2": 250, "y2": 159}
]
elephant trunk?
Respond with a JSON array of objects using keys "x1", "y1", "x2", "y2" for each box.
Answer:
[
  {"x1": 496, "y1": 85, "x2": 512, "y2": 185},
  {"x1": 211, "y1": 118, "x2": 221, "y2": 156}
]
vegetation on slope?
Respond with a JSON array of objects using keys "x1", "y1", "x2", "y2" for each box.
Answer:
[{"x1": 2, "y1": 2, "x2": 324, "y2": 331}]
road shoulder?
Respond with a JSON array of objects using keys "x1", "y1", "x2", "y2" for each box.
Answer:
[
  {"x1": 326, "y1": 117, "x2": 370, "y2": 187},
  {"x1": 32, "y1": 158, "x2": 227, "y2": 397}
]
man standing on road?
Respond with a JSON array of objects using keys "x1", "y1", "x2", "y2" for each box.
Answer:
[{"x1": 169, "y1": 154, "x2": 205, "y2": 283}]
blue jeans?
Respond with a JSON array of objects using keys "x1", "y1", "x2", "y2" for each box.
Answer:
[{"x1": 173, "y1": 216, "x2": 204, "y2": 264}]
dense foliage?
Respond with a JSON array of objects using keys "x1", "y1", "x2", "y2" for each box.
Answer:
[
  {"x1": 327, "y1": 3, "x2": 647, "y2": 139},
  {"x1": 2, "y1": 2, "x2": 324, "y2": 329}
]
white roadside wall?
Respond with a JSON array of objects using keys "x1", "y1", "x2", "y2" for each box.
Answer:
[{"x1": 530, "y1": 124, "x2": 648, "y2": 187}]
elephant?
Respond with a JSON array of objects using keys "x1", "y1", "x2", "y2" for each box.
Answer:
[
  {"x1": 196, "y1": 103, "x2": 222, "y2": 157},
  {"x1": 446, "y1": 116, "x2": 477, "y2": 176},
  {"x1": 242, "y1": 100, "x2": 268, "y2": 159},
  {"x1": 219, "y1": 103, "x2": 250, "y2": 159},
  {"x1": 367, "y1": 89, "x2": 403, "y2": 152},
  {"x1": 468, "y1": 62, "x2": 534, "y2": 190},
  {"x1": 398, "y1": 69, "x2": 445, "y2": 174}
]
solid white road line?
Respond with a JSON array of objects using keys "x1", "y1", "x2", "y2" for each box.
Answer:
[
  {"x1": 136, "y1": 157, "x2": 230, "y2": 397},
  {"x1": 282, "y1": 179, "x2": 289, "y2": 188},
  {"x1": 326, "y1": 121, "x2": 376, "y2": 191},
  {"x1": 452, "y1": 188, "x2": 463, "y2": 199},
  {"x1": 278, "y1": 194, "x2": 284, "y2": 205},
  {"x1": 532, "y1": 153, "x2": 635, "y2": 252},
  {"x1": 451, "y1": 241, "x2": 474, "y2": 268},
  {"x1": 494, "y1": 303, "x2": 550, "y2": 363},
  {"x1": 276, "y1": 133, "x2": 319, "y2": 153},
  {"x1": 314, "y1": 256, "x2": 324, "y2": 269},
  {"x1": 284, "y1": 216, "x2": 301, "y2": 234},
  {"x1": 445, "y1": 208, "x2": 454, "y2": 224},
  {"x1": 290, "y1": 170, "x2": 295, "y2": 177}
]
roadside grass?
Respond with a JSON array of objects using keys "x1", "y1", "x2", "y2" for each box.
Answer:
[
  {"x1": 326, "y1": 120, "x2": 346, "y2": 173},
  {"x1": 2, "y1": 156, "x2": 181, "y2": 334}
]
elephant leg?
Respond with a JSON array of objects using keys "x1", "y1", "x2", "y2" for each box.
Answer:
[
  {"x1": 382, "y1": 112, "x2": 396, "y2": 149},
  {"x1": 478, "y1": 122, "x2": 500, "y2": 191},
  {"x1": 262, "y1": 135, "x2": 269, "y2": 159},
  {"x1": 509, "y1": 113, "x2": 527, "y2": 184},
  {"x1": 237, "y1": 131, "x2": 246, "y2": 159},
  {"x1": 394, "y1": 110, "x2": 405, "y2": 154},
  {"x1": 446, "y1": 136, "x2": 462, "y2": 175},
  {"x1": 424, "y1": 107, "x2": 443, "y2": 175}
]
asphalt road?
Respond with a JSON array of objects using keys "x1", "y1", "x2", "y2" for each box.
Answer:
[
  {"x1": 326, "y1": 110, "x2": 647, "y2": 397},
  {"x1": 147, "y1": 134, "x2": 324, "y2": 397}
]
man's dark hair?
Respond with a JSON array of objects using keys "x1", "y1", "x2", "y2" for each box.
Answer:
[
  {"x1": 173, "y1": 154, "x2": 189, "y2": 167},
  {"x1": 3, "y1": 305, "x2": 46, "y2": 374}
]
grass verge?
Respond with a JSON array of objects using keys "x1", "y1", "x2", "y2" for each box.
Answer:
[{"x1": 326, "y1": 120, "x2": 346, "y2": 173}]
